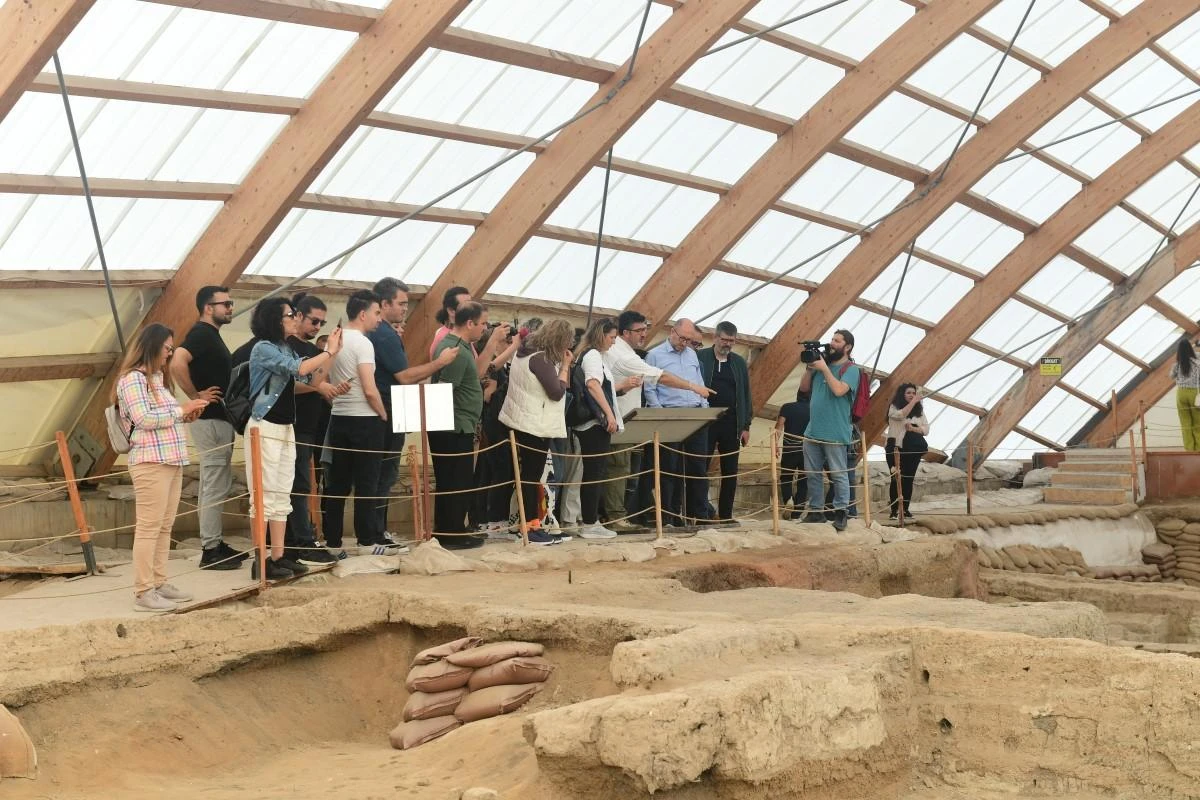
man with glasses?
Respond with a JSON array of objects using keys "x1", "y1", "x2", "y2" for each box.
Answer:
[
  {"x1": 645, "y1": 318, "x2": 716, "y2": 526},
  {"x1": 173, "y1": 285, "x2": 246, "y2": 570},
  {"x1": 698, "y1": 321, "x2": 752, "y2": 524},
  {"x1": 368, "y1": 278, "x2": 459, "y2": 546}
]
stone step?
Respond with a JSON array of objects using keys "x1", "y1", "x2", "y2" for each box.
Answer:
[
  {"x1": 1043, "y1": 485, "x2": 1134, "y2": 505},
  {"x1": 1064, "y1": 448, "x2": 1130, "y2": 460},
  {"x1": 1058, "y1": 459, "x2": 1135, "y2": 473},
  {"x1": 1050, "y1": 471, "x2": 1133, "y2": 489}
]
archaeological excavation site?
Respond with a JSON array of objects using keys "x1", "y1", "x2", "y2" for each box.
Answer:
[{"x1": 6, "y1": 444, "x2": 1200, "y2": 800}]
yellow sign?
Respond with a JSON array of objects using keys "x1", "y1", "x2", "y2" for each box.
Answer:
[{"x1": 1040, "y1": 357, "x2": 1062, "y2": 377}]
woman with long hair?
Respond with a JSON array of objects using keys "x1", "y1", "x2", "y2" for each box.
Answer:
[
  {"x1": 113, "y1": 323, "x2": 210, "y2": 611},
  {"x1": 495, "y1": 319, "x2": 575, "y2": 545},
  {"x1": 886, "y1": 383, "x2": 929, "y2": 520},
  {"x1": 245, "y1": 297, "x2": 343, "y2": 580},
  {"x1": 1170, "y1": 337, "x2": 1200, "y2": 451}
]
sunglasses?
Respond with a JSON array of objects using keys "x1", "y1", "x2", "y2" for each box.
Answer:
[
  {"x1": 208, "y1": 300, "x2": 234, "y2": 309},
  {"x1": 305, "y1": 315, "x2": 326, "y2": 327}
]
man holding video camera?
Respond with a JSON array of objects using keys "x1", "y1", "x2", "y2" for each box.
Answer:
[{"x1": 798, "y1": 329, "x2": 859, "y2": 532}]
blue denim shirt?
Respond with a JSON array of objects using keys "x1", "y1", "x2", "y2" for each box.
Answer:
[
  {"x1": 644, "y1": 339, "x2": 708, "y2": 409},
  {"x1": 249, "y1": 340, "x2": 310, "y2": 421}
]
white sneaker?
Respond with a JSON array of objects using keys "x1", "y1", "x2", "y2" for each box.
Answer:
[
  {"x1": 485, "y1": 521, "x2": 518, "y2": 541},
  {"x1": 579, "y1": 523, "x2": 617, "y2": 540},
  {"x1": 134, "y1": 589, "x2": 177, "y2": 612},
  {"x1": 358, "y1": 541, "x2": 410, "y2": 556},
  {"x1": 155, "y1": 583, "x2": 193, "y2": 602}
]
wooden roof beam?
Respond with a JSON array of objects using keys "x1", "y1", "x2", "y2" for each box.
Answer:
[
  {"x1": 748, "y1": 0, "x2": 1192, "y2": 414},
  {"x1": 0, "y1": 0, "x2": 98, "y2": 124},
  {"x1": 0, "y1": 353, "x2": 118, "y2": 383},
  {"x1": 624, "y1": 0, "x2": 999, "y2": 341},
  {"x1": 963, "y1": 219, "x2": 1200, "y2": 461},
  {"x1": 402, "y1": 0, "x2": 759, "y2": 359},
  {"x1": 71, "y1": 0, "x2": 470, "y2": 475},
  {"x1": 857, "y1": 98, "x2": 1200, "y2": 447}
]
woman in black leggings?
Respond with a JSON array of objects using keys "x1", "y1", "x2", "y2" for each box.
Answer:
[{"x1": 886, "y1": 383, "x2": 929, "y2": 520}]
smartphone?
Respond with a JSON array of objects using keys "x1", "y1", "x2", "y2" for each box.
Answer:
[{"x1": 336, "y1": 318, "x2": 343, "y2": 328}]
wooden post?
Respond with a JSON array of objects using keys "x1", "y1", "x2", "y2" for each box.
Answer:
[
  {"x1": 1111, "y1": 389, "x2": 1119, "y2": 447},
  {"x1": 860, "y1": 431, "x2": 871, "y2": 528},
  {"x1": 509, "y1": 431, "x2": 529, "y2": 546},
  {"x1": 249, "y1": 426, "x2": 268, "y2": 592},
  {"x1": 407, "y1": 444, "x2": 423, "y2": 542},
  {"x1": 55, "y1": 431, "x2": 98, "y2": 575},
  {"x1": 966, "y1": 434, "x2": 974, "y2": 517},
  {"x1": 653, "y1": 431, "x2": 664, "y2": 541},
  {"x1": 769, "y1": 429, "x2": 781, "y2": 536},
  {"x1": 307, "y1": 455, "x2": 321, "y2": 538},
  {"x1": 419, "y1": 384, "x2": 433, "y2": 542},
  {"x1": 892, "y1": 444, "x2": 905, "y2": 526},
  {"x1": 1128, "y1": 429, "x2": 1139, "y2": 502},
  {"x1": 1139, "y1": 400, "x2": 1148, "y2": 467}
]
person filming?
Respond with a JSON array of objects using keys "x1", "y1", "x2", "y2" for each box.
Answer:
[
  {"x1": 798, "y1": 330, "x2": 860, "y2": 532},
  {"x1": 886, "y1": 383, "x2": 929, "y2": 520}
]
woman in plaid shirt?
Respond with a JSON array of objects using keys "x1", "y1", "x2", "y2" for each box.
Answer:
[{"x1": 114, "y1": 323, "x2": 210, "y2": 612}]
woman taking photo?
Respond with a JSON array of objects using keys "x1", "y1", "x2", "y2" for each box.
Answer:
[
  {"x1": 497, "y1": 319, "x2": 574, "y2": 545},
  {"x1": 245, "y1": 297, "x2": 343, "y2": 580},
  {"x1": 1171, "y1": 338, "x2": 1200, "y2": 451},
  {"x1": 114, "y1": 323, "x2": 210, "y2": 612},
  {"x1": 886, "y1": 383, "x2": 929, "y2": 520}
]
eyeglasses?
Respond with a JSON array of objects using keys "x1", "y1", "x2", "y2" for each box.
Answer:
[
  {"x1": 283, "y1": 311, "x2": 296, "y2": 319},
  {"x1": 628, "y1": 326, "x2": 648, "y2": 334},
  {"x1": 208, "y1": 300, "x2": 234, "y2": 309},
  {"x1": 305, "y1": 315, "x2": 327, "y2": 327}
]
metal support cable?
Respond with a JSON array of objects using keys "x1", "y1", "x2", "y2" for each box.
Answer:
[
  {"x1": 585, "y1": 148, "x2": 615, "y2": 329},
  {"x1": 869, "y1": 239, "x2": 915, "y2": 381},
  {"x1": 52, "y1": 54, "x2": 127, "y2": 351}
]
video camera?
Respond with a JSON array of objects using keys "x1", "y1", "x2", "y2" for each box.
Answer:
[
  {"x1": 800, "y1": 340, "x2": 832, "y2": 364},
  {"x1": 486, "y1": 318, "x2": 519, "y2": 343}
]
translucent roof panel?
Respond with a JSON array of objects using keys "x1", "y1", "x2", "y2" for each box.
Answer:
[
  {"x1": 993, "y1": 431, "x2": 1046, "y2": 459},
  {"x1": 782, "y1": 154, "x2": 911, "y2": 226},
  {"x1": 680, "y1": 34, "x2": 837, "y2": 117},
  {"x1": 491, "y1": 237, "x2": 662, "y2": 309},
  {"x1": 675, "y1": 272, "x2": 806, "y2": 340},
  {"x1": 859, "y1": 254, "x2": 973, "y2": 321},
  {"x1": 1158, "y1": 8, "x2": 1200, "y2": 69},
  {"x1": 976, "y1": 0, "x2": 1107, "y2": 67},
  {"x1": 923, "y1": 405, "x2": 980, "y2": 455},
  {"x1": 927, "y1": 348, "x2": 1020, "y2": 409},
  {"x1": 1124, "y1": 163, "x2": 1200, "y2": 232},
  {"x1": 845, "y1": 95, "x2": 968, "y2": 170},
  {"x1": 1024, "y1": 99, "x2": 1142, "y2": 178},
  {"x1": 1106, "y1": 307, "x2": 1184, "y2": 362},
  {"x1": 971, "y1": 152, "x2": 1083, "y2": 225},
  {"x1": 615, "y1": 104, "x2": 776, "y2": 185},
  {"x1": 1062, "y1": 347, "x2": 1140, "y2": 401},
  {"x1": 830, "y1": 309, "x2": 925, "y2": 375},
  {"x1": 725, "y1": 212, "x2": 860, "y2": 282},
  {"x1": 907, "y1": 33, "x2": 1041, "y2": 120},
  {"x1": 1074, "y1": 208, "x2": 1166, "y2": 274},
  {"x1": 742, "y1": 0, "x2": 912, "y2": 62},
  {"x1": 919, "y1": 204, "x2": 1025, "y2": 273},
  {"x1": 547, "y1": 170, "x2": 718, "y2": 247},
  {"x1": 1020, "y1": 386, "x2": 1096, "y2": 444},
  {"x1": 1157, "y1": 268, "x2": 1200, "y2": 318},
  {"x1": 1091, "y1": 51, "x2": 1197, "y2": 133},
  {"x1": 971, "y1": 300, "x2": 1062, "y2": 362},
  {"x1": 1019, "y1": 256, "x2": 1111, "y2": 319}
]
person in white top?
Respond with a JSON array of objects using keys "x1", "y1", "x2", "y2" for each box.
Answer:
[
  {"x1": 322, "y1": 290, "x2": 390, "y2": 557},
  {"x1": 602, "y1": 311, "x2": 714, "y2": 527},
  {"x1": 886, "y1": 383, "x2": 929, "y2": 520}
]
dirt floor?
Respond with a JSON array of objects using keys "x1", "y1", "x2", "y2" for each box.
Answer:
[{"x1": 2, "y1": 519, "x2": 1198, "y2": 799}]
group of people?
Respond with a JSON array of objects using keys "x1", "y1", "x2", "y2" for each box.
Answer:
[{"x1": 111, "y1": 279, "x2": 932, "y2": 612}]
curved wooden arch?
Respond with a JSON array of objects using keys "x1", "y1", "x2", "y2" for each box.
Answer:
[
  {"x1": 624, "y1": 0, "x2": 999, "y2": 332},
  {"x1": 859, "y1": 99, "x2": 1200, "y2": 446},
  {"x1": 402, "y1": 0, "x2": 759, "y2": 360},
  {"x1": 747, "y1": 0, "x2": 1193, "y2": 412},
  {"x1": 0, "y1": 0, "x2": 98, "y2": 123}
]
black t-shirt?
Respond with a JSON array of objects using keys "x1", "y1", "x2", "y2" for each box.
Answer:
[
  {"x1": 778, "y1": 398, "x2": 810, "y2": 457},
  {"x1": 289, "y1": 336, "x2": 323, "y2": 435},
  {"x1": 264, "y1": 374, "x2": 296, "y2": 425},
  {"x1": 709, "y1": 359, "x2": 738, "y2": 409},
  {"x1": 181, "y1": 322, "x2": 232, "y2": 421},
  {"x1": 231, "y1": 337, "x2": 257, "y2": 369}
]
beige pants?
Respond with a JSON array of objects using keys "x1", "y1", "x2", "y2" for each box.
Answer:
[
  {"x1": 244, "y1": 419, "x2": 296, "y2": 522},
  {"x1": 130, "y1": 462, "x2": 183, "y2": 594}
]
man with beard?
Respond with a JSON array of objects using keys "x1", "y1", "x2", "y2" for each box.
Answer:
[
  {"x1": 798, "y1": 329, "x2": 860, "y2": 532},
  {"x1": 698, "y1": 321, "x2": 752, "y2": 524}
]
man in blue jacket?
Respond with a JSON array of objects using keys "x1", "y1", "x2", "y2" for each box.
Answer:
[{"x1": 697, "y1": 321, "x2": 752, "y2": 523}]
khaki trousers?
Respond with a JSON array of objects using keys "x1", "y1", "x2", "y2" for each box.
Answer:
[{"x1": 130, "y1": 462, "x2": 183, "y2": 594}]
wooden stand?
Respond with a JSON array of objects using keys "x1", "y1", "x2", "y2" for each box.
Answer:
[
  {"x1": 509, "y1": 431, "x2": 529, "y2": 546},
  {"x1": 55, "y1": 431, "x2": 98, "y2": 575},
  {"x1": 249, "y1": 426, "x2": 268, "y2": 592},
  {"x1": 653, "y1": 432, "x2": 664, "y2": 541}
]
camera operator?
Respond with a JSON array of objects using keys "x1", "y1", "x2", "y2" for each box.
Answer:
[{"x1": 798, "y1": 329, "x2": 859, "y2": 532}]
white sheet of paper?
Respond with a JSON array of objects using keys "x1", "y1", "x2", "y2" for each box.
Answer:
[{"x1": 391, "y1": 384, "x2": 455, "y2": 434}]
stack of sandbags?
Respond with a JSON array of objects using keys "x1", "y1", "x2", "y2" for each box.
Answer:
[
  {"x1": 1090, "y1": 564, "x2": 1163, "y2": 582},
  {"x1": 389, "y1": 638, "x2": 554, "y2": 750},
  {"x1": 975, "y1": 544, "x2": 1091, "y2": 578},
  {"x1": 1141, "y1": 542, "x2": 1177, "y2": 581}
]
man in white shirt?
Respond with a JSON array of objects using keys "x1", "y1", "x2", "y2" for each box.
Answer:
[
  {"x1": 602, "y1": 311, "x2": 713, "y2": 528},
  {"x1": 322, "y1": 290, "x2": 390, "y2": 558}
]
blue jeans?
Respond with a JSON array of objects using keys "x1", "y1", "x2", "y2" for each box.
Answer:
[
  {"x1": 823, "y1": 442, "x2": 859, "y2": 517},
  {"x1": 805, "y1": 439, "x2": 849, "y2": 513}
]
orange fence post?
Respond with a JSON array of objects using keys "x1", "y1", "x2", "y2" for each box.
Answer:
[
  {"x1": 966, "y1": 435, "x2": 974, "y2": 517},
  {"x1": 249, "y1": 426, "x2": 268, "y2": 591},
  {"x1": 860, "y1": 431, "x2": 871, "y2": 529},
  {"x1": 509, "y1": 431, "x2": 529, "y2": 546},
  {"x1": 55, "y1": 431, "x2": 98, "y2": 575},
  {"x1": 1111, "y1": 389, "x2": 1119, "y2": 447},
  {"x1": 892, "y1": 445, "x2": 905, "y2": 527},
  {"x1": 407, "y1": 444, "x2": 423, "y2": 542},
  {"x1": 1128, "y1": 430, "x2": 1139, "y2": 502},
  {"x1": 653, "y1": 432, "x2": 664, "y2": 541},
  {"x1": 769, "y1": 429, "x2": 781, "y2": 536}
]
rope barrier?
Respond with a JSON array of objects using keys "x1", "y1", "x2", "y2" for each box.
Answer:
[{"x1": 0, "y1": 440, "x2": 57, "y2": 457}]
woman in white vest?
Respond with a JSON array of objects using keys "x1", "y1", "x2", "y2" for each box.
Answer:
[{"x1": 498, "y1": 319, "x2": 574, "y2": 546}]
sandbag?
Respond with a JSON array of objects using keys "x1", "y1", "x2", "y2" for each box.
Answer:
[
  {"x1": 403, "y1": 687, "x2": 469, "y2": 722},
  {"x1": 1143, "y1": 542, "x2": 1174, "y2": 561},
  {"x1": 389, "y1": 715, "x2": 461, "y2": 750},
  {"x1": 411, "y1": 637, "x2": 483, "y2": 667},
  {"x1": 406, "y1": 660, "x2": 473, "y2": 693},
  {"x1": 467, "y1": 656, "x2": 555, "y2": 691},
  {"x1": 1004, "y1": 546, "x2": 1031, "y2": 569},
  {"x1": 998, "y1": 550, "x2": 1018, "y2": 571},
  {"x1": 454, "y1": 683, "x2": 543, "y2": 723},
  {"x1": 445, "y1": 641, "x2": 545, "y2": 668},
  {"x1": 1158, "y1": 518, "x2": 1186, "y2": 532},
  {"x1": 0, "y1": 705, "x2": 36, "y2": 779},
  {"x1": 1184, "y1": 523, "x2": 1200, "y2": 537}
]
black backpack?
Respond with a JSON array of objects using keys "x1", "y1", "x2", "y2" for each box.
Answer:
[
  {"x1": 565, "y1": 352, "x2": 613, "y2": 428},
  {"x1": 224, "y1": 362, "x2": 253, "y2": 435}
]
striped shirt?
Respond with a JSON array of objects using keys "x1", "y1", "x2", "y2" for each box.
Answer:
[
  {"x1": 116, "y1": 370, "x2": 189, "y2": 467},
  {"x1": 1171, "y1": 357, "x2": 1200, "y2": 390}
]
